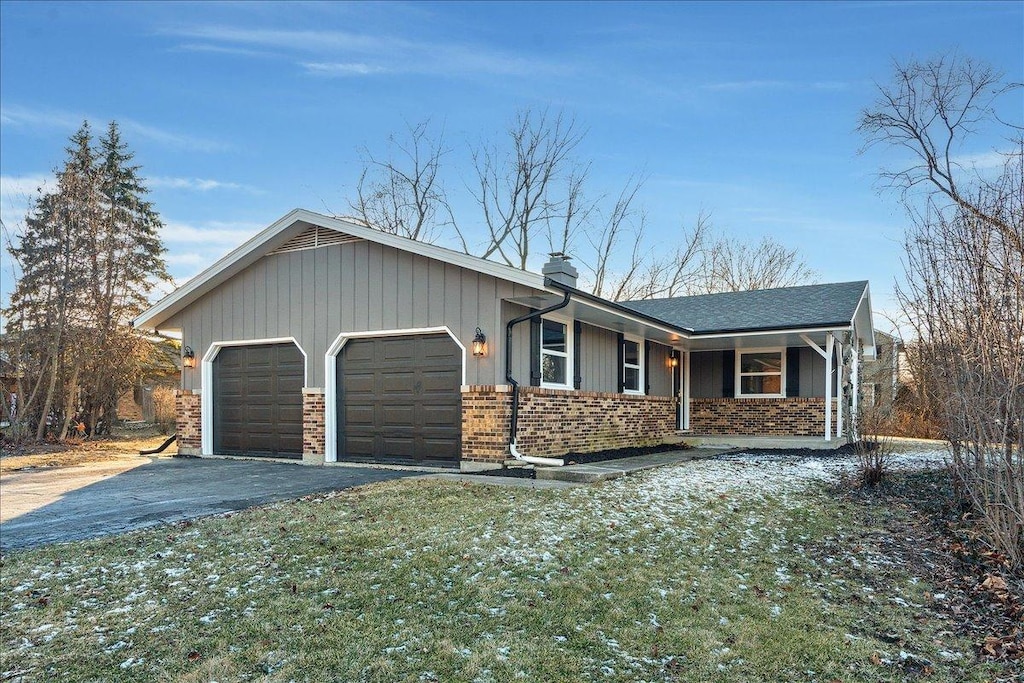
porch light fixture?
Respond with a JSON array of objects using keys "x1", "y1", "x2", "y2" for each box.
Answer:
[
  {"x1": 182, "y1": 345, "x2": 196, "y2": 369},
  {"x1": 670, "y1": 354, "x2": 679, "y2": 368},
  {"x1": 472, "y1": 327, "x2": 487, "y2": 358}
]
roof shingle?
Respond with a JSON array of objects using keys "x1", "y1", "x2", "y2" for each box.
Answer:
[{"x1": 621, "y1": 281, "x2": 869, "y2": 334}]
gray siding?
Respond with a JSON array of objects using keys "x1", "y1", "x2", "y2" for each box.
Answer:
[
  {"x1": 689, "y1": 347, "x2": 835, "y2": 399},
  {"x1": 797, "y1": 347, "x2": 837, "y2": 398},
  {"x1": 580, "y1": 324, "x2": 618, "y2": 393},
  {"x1": 498, "y1": 307, "x2": 674, "y2": 397},
  {"x1": 173, "y1": 238, "x2": 682, "y2": 399},
  {"x1": 647, "y1": 342, "x2": 674, "y2": 397},
  {"x1": 177, "y1": 240, "x2": 539, "y2": 391},
  {"x1": 691, "y1": 351, "x2": 724, "y2": 398}
]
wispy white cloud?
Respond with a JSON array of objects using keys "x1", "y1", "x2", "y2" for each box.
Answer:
[
  {"x1": 0, "y1": 104, "x2": 226, "y2": 152},
  {"x1": 951, "y1": 150, "x2": 1010, "y2": 171},
  {"x1": 0, "y1": 174, "x2": 52, "y2": 234},
  {"x1": 162, "y1": 25, "x2": 571, "y2": 79},
  {"x1": 160, "y1": 219, "x2": 262, "y2": 247},
  {"x1": 0, "y1": 174, "x2": 53, "y2": 199},
  {"x1": 302, "y1": 62, "x2": 388, "y2": 76},
  {"x1": 148, "y1": 176, "x2": 260, "y2": 193},
  {"x1": 173, "y1": 42, "x2": 279, "y2": 59},
  {"x1": 703, "y1": 80, "x2": 849, "y2": 92}
]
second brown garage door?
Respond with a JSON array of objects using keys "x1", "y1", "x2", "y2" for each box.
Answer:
[{"x1": 337, "y1": 333, "x2": 461, "y2": 465}]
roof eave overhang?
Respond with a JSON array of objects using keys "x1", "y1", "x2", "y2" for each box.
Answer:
[
  {"x1": 688, "y1": 321, "x2": 854, "y2": 337},
  {"x1": 542, "y1": 279, "x2": 694, "y2": 342},
  {"x1": 134, "y1": 208, "x2": 550, "y2": 332}
]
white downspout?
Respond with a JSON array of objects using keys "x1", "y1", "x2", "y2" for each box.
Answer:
[{"x1": 509, "y1": 443, "x2": 564, "y2": 467}]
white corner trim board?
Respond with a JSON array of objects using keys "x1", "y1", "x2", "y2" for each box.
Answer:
[
  {"x1": 200, "y1": 336, "x2": 308, "y2": 457},
  {"x1": 323, "y1": 326, "x2": 466, "y2": 464}
]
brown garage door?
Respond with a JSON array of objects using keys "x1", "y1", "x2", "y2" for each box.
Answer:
[
  {"x1": 337, "y1": 333, "x2": 461, "y2": 465},
  {"x1": 213, "y1": 343, "x2": 304, "y2": 458}
]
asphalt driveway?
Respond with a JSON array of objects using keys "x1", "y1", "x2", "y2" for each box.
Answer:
[{"x1": 0, "y1": 456, "x2": 418, "y2": 550}]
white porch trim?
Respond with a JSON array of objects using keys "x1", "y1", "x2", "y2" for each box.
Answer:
[{"x1": 801, "y1": 332, "x2": 834, "y2": 441}]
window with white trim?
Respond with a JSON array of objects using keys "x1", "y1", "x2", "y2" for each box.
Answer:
[
  {"x1": 622, "y1": 337, "x2": 644, "y2": 394},
  {"x1": 540, "y1": 318, "x2": 573, "y2": 389},
  {"x1": 736, "y1": 349, "x2": 784, "y2": 397}
]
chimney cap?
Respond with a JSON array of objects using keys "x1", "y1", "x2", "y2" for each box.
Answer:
[{"x1": 548, "y1": 251, "x2": 571, "y2": 261}]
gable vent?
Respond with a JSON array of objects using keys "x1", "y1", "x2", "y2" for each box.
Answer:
[{"x1": 269, "y1": 226, "x2": 362, "y2": 255}]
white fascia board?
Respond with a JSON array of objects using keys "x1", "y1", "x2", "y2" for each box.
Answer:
[
  {"x1": 690, "y1": 324, "x2": 852, "y2": 341},
  {"x1": 134, "y1": 208, "x2": 548, "y2": 331},
  {"x1": 850, "y1": 282, "x2": 876, "y2": 349}
]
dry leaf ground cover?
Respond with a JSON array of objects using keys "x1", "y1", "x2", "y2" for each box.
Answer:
[
  {"x1": 1, "y1": 448, "x2": 1015, "y2": 682},
  {"x1": 0, "y1": 432, "x2": 168, "y2": 475}
]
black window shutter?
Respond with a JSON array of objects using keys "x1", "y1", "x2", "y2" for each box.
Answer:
[
  {"x1": 644, "y1": 340, "x2": 652, "y2": 394},
  {"x1": 616, "y1": 333, "x2": 625, "y2": 393},
  {"x1": 786, "y1": 347, "x2": 800, "y2": 397},
  {"x1": 529, "y1": 317, "x2": 542, "y2": 387},
  {"x1": 573, "y1": 321, "x2": 582, "y2": 390},
  {"x1": 722, "y1": 349, "x2": 735, "y2": 397}
]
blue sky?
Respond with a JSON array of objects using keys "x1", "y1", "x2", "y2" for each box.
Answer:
[{"x1": 2, "y1": 1, "x2": 1022, "y2": 330}]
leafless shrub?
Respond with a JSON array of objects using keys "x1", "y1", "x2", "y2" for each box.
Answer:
[
  {"x1": 862, "y1": 52, "x2": 1022, "y2": 569},
  {"x1": 152, "y1": 386, "x2": 176, "y2": 435},
  {"x1": 856, "y1": 402, "x2": 896, "y2": 486}
]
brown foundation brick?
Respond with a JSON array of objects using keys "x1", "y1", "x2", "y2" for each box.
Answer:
[
  {"x1": 461, "y1": 385, "x2": 676, "y2": 462},
  {"x1": 688, "y1": 397, "x2": 837, "y2": 436},
  {"x1": 302, "y1": 388, "x2": 326, "y2": 458},
  {"x1": 175, "y1": 389, "x2": 201, "y2": 451}
]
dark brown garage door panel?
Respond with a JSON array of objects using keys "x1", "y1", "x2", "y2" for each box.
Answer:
[
  {"x1": 338, "y1": 333, "x2": 461, "y2": 464},
  {"x1": 213, "y1": 343, "x2": 304, "y2": 458}
]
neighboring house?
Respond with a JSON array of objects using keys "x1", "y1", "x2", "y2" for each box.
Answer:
[
  {"x1": 134, "y1": 209, "x2": 875, "y2": 470},
  {"x1": 859, "y1": 329, "x2": 902, "y2": 414}
]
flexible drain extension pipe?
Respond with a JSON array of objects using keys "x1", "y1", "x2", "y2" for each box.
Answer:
[{"x1": 505, "y1": 289, "x2": 572, "y2": 467}]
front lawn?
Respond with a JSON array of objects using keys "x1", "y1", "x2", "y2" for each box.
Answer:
[{"x1": 0, "y1": 452, "x2": 1009, "y2": 682}]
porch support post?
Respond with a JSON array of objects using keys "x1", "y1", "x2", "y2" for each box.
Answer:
[
  {"x1": 851, "y1": 339, "x2": 859, "y2": 437},
  {"x1": 801, "y1": 332, "x2": 833, "y2": 441},
  {"x1": 682, "y1": 350, "x2": 691, "y2": 430},
  {"x1": 835, "y1": 338, "x2": 844, "y2": 439}
]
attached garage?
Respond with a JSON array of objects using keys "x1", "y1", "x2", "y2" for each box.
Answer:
[
  {"x1": 212, "y1": 342, "x2": 304, "y2": 458},
  {"x1": 336, "y1": 333, "x2": 462, "y2": 466}
]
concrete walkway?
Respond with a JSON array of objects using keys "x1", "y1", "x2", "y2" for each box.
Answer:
[{"x1": 536, "y1": 448, "x2": 724, "y2": 483}]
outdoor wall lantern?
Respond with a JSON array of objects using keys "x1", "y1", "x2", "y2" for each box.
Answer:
[
  {"x1": 182, "y1": 345, "x2": 196, "y2": 369},
  {"x1": 670, "y1": 354, "x2": 679, "y2": 368},
  {"x1": 472, "y1": 327, "x2": 487, "y2": 358}
]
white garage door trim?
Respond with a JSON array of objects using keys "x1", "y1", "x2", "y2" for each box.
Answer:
[
  {"x1": 324, "y1": 326, "x2": 466, "y2": 463},
  {"x1": 201, "y1": 337, "x2": 308, "y2": 456}
]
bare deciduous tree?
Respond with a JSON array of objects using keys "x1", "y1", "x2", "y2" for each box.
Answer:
[
  {"x1": 859, "y1": 52, "x2": 1023, "y2": 254},
  {"x1": 472, "y1": 109, "x2": 585, "y2": 269},
  {"x1": 696, "y1": 234, "x2": 817, "y2": 294},
  {"x1": 350, "y1": 119, "x2": 458, "y2": 245},
  {"x1": 865, "y1": 52, "x2": 1023, "y2": 569}
]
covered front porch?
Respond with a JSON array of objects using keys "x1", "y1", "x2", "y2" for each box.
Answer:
[{"x1": 675, "y1": 326, "x2": 873, "y2": 443}]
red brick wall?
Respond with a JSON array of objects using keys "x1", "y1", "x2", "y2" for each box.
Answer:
[
  {"x1": 302, "y1": 388, "x2": 326, "y2": 461},
  {"x1": 461, "y1": 385, "x2": 677, "y2": 462},
  {"x1": 688, "y1": 397, "x2": 836, "y2": 436},
  {"x1": 175, "y1": 389, "x2": 201, "y2": 453}
]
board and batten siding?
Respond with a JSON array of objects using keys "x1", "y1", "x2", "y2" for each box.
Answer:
[
  {"x1": 690, "y1": 348, "x2": 837, "y2": 398},
  {"x1": 169, "y1": 239, "x2": 544, "y2": 391},
  {"x1": 500, "y1": 306, "x2": 675, "y2": 397}
]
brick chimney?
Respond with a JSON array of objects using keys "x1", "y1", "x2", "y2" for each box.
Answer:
[{"x1": 541, "y1": 252, "x2": 578, "y2": 288}]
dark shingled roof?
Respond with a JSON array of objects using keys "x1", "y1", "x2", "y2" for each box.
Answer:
[{"x1": 620, "y1": 281, "x2": 869, "y2": 334}]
